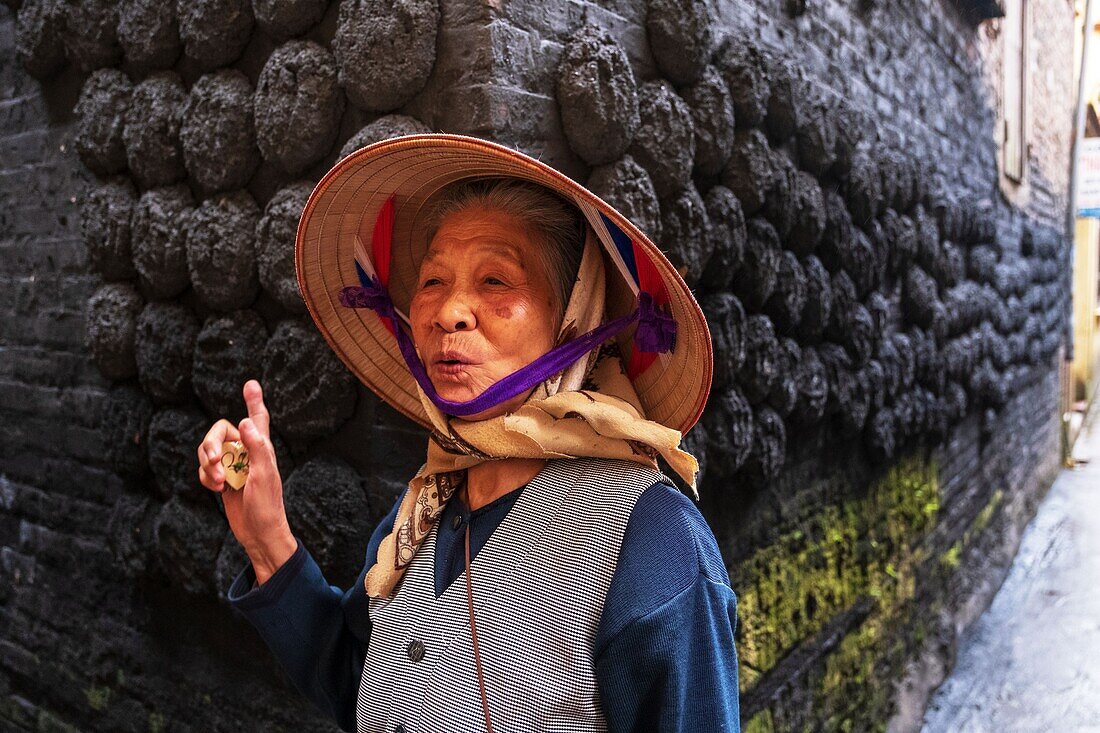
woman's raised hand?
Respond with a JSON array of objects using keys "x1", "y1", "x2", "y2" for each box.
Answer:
[{"x1": 197, "y1": 379, "x2": 297, "y2": 585}]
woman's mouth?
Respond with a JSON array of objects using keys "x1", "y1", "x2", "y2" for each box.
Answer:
[
  {"x1": 431, "y1": 351, "x2": 479, "y2": 378},
  {"x1": 434, "y1": 360, "x2": 470, "y2": 375}
]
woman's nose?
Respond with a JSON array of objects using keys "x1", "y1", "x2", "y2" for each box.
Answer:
[{"x1": 435, "y1": 291, "x2": 477, "y2": 332}]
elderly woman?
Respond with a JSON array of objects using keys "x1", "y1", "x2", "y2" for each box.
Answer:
[{"x1": 199, "y1": 134, "x2": 740, "y2": 732}]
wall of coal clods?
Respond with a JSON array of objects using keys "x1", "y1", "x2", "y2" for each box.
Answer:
[{"x1": 0, "y1": 0, "x2": 1074, "y2": 731}]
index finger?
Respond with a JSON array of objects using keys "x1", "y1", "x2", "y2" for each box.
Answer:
[{"x1": 201, "y1": 419, "x2": 241, "y2": 463}]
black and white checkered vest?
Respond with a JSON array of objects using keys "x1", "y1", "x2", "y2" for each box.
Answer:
[{"x1": 355, "y1": 456, "x2": 668, "y2": 733}]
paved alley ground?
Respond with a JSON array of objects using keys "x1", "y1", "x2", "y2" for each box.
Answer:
[{"x1": 920, "y1": 406, "x2": 1100, "y2": 732}]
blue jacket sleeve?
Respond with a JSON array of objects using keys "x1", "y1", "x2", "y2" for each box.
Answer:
[
  {"x1": 226, "y1": 489, "x2": 406, "y2": 732},
  {"x1": 595, "y1": 481, "x2": 741, "y2": 733}
]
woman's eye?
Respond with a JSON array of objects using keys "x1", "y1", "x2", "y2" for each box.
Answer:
[
  {"x1": 484, "y1": 276, "x2": 506, "y2": 286},
  {"x1": 421, "y1": 277, "x2": 441, "y2": 287}
]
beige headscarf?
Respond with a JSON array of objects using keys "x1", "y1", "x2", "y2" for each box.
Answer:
[{"x1": 363, "y1": 225, "x2": 700, "y2": 599}]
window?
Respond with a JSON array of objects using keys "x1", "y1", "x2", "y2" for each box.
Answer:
[{"x1": 1002, "y1": 0, "x2": 1028, "y2": 182}]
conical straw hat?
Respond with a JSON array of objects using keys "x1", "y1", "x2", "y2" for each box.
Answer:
[{"x1": 295, "y1": 133, "x2": 712, "y2": 435}]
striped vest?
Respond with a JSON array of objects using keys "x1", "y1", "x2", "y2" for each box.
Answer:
[{"x1": 355, "y1": 457, "x2": 667, "y2": 733}]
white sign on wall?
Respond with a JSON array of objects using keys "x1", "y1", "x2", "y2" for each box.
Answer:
[{"x1": 1077, "y1": 137, "x2": 1100, "y2": 218}]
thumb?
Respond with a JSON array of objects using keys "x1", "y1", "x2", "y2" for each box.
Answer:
[{"x1": 243, "y1": 379, "x2": 271, "y2": 437}]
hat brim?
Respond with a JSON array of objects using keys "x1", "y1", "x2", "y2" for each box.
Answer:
[{"x1": 294, "y1": 133, "x2": 713, "y2": 435}]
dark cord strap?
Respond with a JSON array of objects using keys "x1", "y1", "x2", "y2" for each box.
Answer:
[{"x1": 466, "y1": 522, "x2": 494, "y2": 733}]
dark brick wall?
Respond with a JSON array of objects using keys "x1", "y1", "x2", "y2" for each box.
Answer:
[{"x1": 0, "y1": 0, "x2": 1074, "y2": 731}]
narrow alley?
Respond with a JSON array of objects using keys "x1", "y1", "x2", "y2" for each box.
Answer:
[{"x1": 921, "y1": 405, "x2": 1100, "y2": 732}]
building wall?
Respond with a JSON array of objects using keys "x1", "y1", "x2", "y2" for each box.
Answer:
[
  {"x1": 1071, "y1": 0, "x2": 1100, "y2": 409},
  {"x1": 1072, "y1": 218, "x2": 1099, "y2": 401},
  {"x1": 0, "y1": 0, "x2": 1075, "y2": 731}
]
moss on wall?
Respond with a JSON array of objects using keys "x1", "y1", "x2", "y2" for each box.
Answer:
[
  {"x1": 733, "y1": 450, "x2": 942, "y2": 725},
  {"x1": 83, "y1": 685, "x2": 110, "y2": 711},
  {"x1": 939, "y1": 488, "x2": 1004, "y2": 572},
  {"x1": 743, "y1": 708, "x2": 774, "y2": 733},
  {"x1": 812, "y1": 597, "x2": 916, "y2": 731}
]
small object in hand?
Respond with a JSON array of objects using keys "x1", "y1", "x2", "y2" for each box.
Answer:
[{"x1": 220, "y1": 440, "x2": 250, "y2": 490}]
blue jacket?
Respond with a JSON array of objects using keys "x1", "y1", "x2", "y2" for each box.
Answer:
[{"x1": 227, "y1": 479, "x2": 741, "y2": 732}]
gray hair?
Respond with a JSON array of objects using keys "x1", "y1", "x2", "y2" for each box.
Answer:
[{"x1": 422, "y1": 177, "x2": 587, "y2": 326}]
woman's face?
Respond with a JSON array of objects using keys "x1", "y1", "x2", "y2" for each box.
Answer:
[{"x1": 409, "y1": 205, "x2": 560, "y2": 421}]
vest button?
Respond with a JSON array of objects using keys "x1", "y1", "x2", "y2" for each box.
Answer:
[
  {"x1": 451, "y1": 514, "x2": 462, "y2": 530},
  {"x1": 407, "y1": 639, "x2": 426, "y2": 663}
]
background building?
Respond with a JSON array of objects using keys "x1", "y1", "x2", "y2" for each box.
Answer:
[
  {"x1": 0, "y1": 0, "x2": 1079, "y2": 730},
  {"x1": 1070, "y1": 0, "x2": 1100, "y2": 443}
]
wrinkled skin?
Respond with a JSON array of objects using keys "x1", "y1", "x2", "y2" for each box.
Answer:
[{"x1": 409, "y1": 206, "x2": 560, "y2": 422}]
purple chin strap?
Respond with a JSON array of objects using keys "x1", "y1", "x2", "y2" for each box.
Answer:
[{"x1": 338, "y1": 260, "x2": 677, "y2": 417}]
